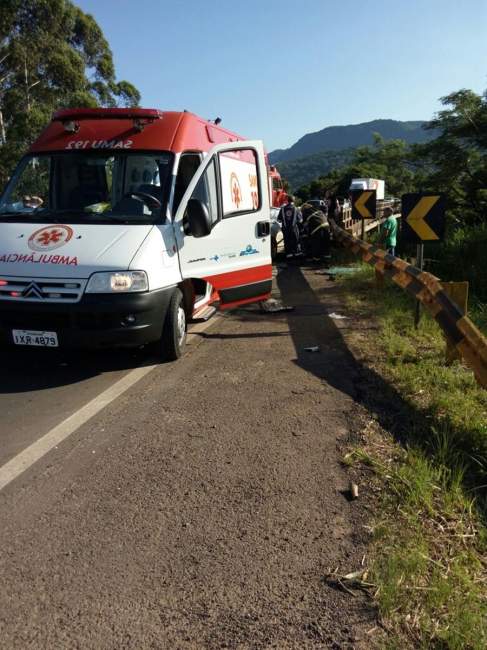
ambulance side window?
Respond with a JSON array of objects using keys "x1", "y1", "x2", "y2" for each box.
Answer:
[
  {"x1": 184, "y1": 158, "x2": 219, "y2": 234},
  {"x1": 219, "y1": 148, "x2": 260, "y2": 217},
  {"x1": 173, "y1": 153, "x2": 201, "y2": 214}
]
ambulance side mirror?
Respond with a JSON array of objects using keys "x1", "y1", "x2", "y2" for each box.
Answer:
[{"x1": 186, "y1": 198, "x2": 212, "y2": 238}]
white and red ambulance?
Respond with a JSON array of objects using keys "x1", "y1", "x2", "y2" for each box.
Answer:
[
  {"x1": 269, "y1": 165, "x2": 287, "y2": 208},
  {"x1": 0, "y1": 108, "x2": 272, "y2": 359}
]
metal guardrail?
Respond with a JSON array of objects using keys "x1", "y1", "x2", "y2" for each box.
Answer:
[{"x1": 330, "y1": 219, "x2": 487, "y2": 390}]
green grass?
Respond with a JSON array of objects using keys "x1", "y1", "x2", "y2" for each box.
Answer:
[
  {"x1": 365, "y1": 448, "x2": 487, "y2": 650},
  {"x1": 341, "y1": 265, "x2": 487, "y2": 491},
  {"x1": 336, "y1": 260, "x2": 487, "y2": 649}
]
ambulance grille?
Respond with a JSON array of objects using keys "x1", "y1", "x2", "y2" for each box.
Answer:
[{"x1": 0, "y1": 277, "x2": 85, "y2": 303}]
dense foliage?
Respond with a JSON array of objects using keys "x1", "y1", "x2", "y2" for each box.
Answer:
[
  {"x1": 295, "y1": 135, "x2": 419, "y2": 200},
  {"x1": 413, "y1": 89, "x2": 487, "y2": 227},
  {"x1": 274, "y1": 148, "x2": 355, "y2": 191},
  {"x1": 0, "y1": 0, "x2": 140, "y2": 185},
  {"x1": 295, "y1": 88, "x2": 487, "y2": 230}
]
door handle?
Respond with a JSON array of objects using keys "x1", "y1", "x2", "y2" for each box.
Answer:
[{"x1": 257, "y1": 221, "x2": 270, "y2": 237}]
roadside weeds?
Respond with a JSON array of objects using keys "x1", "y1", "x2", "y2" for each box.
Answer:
[{"x1": 333, "y1": 261, "x2": 487, "y2": 649}]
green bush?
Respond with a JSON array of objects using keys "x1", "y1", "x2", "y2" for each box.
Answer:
[{"x1": 427, "y1": 224, "x2": 487, "y2": 302}]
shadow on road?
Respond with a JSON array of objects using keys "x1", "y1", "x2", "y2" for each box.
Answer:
[
  {"x1": 0, "y1": 345, "x2": 154, "y2": 394},
  {"x1": 194, "y1": 331, "x2": 290, "y2": 341},
  {"x1": 223, "y1": 263, "x2": 417, "y2": 441},
  {"x1": 276, "y1": 265, "x2": 378, "y2": 405}
]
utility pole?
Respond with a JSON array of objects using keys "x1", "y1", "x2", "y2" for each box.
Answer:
[
  {"x1": 24, "y1": 56, "x2": 39, "y2": 112},
  {"x1": 0, "y1": 52, "x2": 40, "y2": 143},
  {"x1": 0, "y1": 109, "x2": 5, "y2": 145},
  {"x1": 0, "y1": 53, "x2": 10, "y2": 144},
  {"x1": 24, "y1": 56, "x2": 29, "y2": 111}
]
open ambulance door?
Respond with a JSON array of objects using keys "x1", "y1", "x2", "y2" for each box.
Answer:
[{"x1": 173, "y1": 140, "x2": 272, "y2": 309}]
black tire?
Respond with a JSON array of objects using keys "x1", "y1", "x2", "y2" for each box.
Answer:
[{"x1": 158, "y1": 288, "x2": 187, "y2": 361}]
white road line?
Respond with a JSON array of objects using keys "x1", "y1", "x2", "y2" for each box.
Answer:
[
  {"x1": 0, "y1": 315, "x2": 220, "y2": 492},
  {"x1": 0, "y1": 364, "x2": 156, "y2": 492}
]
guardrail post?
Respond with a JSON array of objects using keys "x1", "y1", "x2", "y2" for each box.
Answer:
[
  {"x1": 375, "y1": 268, "x2": 384, "y2": 289},
  {"x1": 442, "y1": 281, "x2": 469, "y2": 363}
]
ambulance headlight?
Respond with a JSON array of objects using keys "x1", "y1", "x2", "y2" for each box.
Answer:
[{"x1": 85, "y1": 271, "x2": 149, "y2": 293}]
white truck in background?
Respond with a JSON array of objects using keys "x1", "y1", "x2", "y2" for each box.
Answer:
[{"x1": 349, "y1": 178, "x2": 385, "y2": 200}]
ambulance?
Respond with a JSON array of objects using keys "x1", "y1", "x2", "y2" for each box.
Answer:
[
  {"x1": 268, "y1": 165, "x2": 287, "y2": 208},
  {"x1": 0, "y1": 108, "x2": 273, "y2": 359}
]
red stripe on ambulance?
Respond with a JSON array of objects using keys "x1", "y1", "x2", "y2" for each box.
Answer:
[{"x1": 203, "y1": 264, "x2": 272, "y2": 290}]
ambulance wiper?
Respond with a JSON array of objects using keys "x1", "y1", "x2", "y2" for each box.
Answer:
[
  {"x1": 50, "y1": 210, "x2": 132, "y2": 224},
  {"x1": 34, "y1": 210, "x2": 76, "y2": 222},
  {"x1": 40, "y1": 210, "x2": 125, "y2": 224},
  {"x1": 0, "y1": 210, "x2": 53, "y2": 221},
  {"x1": 99, "y1": 215, "x2": 133, "y2": 224}
]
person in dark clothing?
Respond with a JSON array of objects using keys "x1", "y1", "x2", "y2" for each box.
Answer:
[
  {"x1": 299, "y1": 202, "x2": 313, "y2": 257},
  {"x1": 329, "y1": 194, "x2": 340, "y2": 221},
  {"x1": 278, "y1": 195, "x2": 302, "y2": 257},
  {"x1": 306, "y1": 208, "x2": 330, "y2": 261}
]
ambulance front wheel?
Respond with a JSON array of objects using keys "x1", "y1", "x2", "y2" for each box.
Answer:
[{"x1": 158, "y1": 288, "x2": 187, "y2": 361}]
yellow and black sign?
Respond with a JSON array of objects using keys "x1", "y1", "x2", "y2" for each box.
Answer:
[
  {"x1": 402, "y1": 193, "x2": 445, "y2": 243},
  {"x1": 351, "y1": 189, "x2": 376, "y2": 220}
]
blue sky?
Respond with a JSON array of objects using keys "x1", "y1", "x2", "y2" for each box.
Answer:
[{"x1": 77, "y1": 0, "x2": 487, "y2": 151}]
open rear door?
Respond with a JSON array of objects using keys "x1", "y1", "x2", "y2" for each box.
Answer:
[{"x1": 174, "y1": 140, "x2": 272, "y2": 308}]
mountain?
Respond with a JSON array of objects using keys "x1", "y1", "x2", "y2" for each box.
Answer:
[
  {"x1": 277, "y1": 149, "x2": 356, "y2": 190},
  {"x1": 269, "y1": 119, "x2": 433, "y2": 164}
]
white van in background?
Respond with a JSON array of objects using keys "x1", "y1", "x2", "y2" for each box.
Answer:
[{"x1": 349, "y1": 178, "x2": 385, "y2": 200}]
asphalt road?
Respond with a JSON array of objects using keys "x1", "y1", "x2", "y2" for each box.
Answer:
[
  {"x1": 0, "y1": 346, "x2": 145, "y2": 467},
  {"x1": 0, "y1": 265, "x2": 375, "y2": 649}
]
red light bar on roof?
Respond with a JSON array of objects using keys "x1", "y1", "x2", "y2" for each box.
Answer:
[{"x1": 52, "y1": 108, "x2": 163, "y2": 121}]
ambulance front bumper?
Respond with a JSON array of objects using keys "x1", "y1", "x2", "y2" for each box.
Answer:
[{"x1": 0, "y1": 288, "x2": 174, "y2": 349}]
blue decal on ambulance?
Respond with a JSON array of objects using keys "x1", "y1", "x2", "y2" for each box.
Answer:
[{"x1": 239, "y1": 245, "x2": 258, "y2": 256}]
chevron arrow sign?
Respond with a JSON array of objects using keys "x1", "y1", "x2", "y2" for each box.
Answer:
[
  {"x1": 402, "y1": 193, "x2": 446, "y2": 243},
  {"x1": 351, "y1": 190, "x2": 376, "y2": 220}
]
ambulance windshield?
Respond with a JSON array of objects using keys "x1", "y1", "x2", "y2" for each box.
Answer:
[{"x1": 0, "y1": 152, "x2": 174, "y2": 224}]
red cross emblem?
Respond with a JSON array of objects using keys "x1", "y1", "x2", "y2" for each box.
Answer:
[
  {"x1": 28, "y1": 225, "x2": 73, "y2": 252},
  {"x1": 37, "y1": 230, "x2": 63, "y2": 246},
  {"x1": 233, "y1": 183, "x2": 241, "y2": 208},
  {"x1": 230, "y1": 173, "x2": 242, "y2": 209}
]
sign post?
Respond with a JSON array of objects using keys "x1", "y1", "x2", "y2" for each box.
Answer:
[
  {"x1": 351, "y1": 189, "x2": 376, "y2": 241},
  {"x1": 414, "y1": 243, "x2": 424, "y2": 328},
  {"x1": 401, "y1": 193, "x2": 446, "y2": 328}
]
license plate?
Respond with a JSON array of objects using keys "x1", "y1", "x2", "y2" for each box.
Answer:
[{"x1": 12, "y1": 329, "x2": 59, "y2": 347}]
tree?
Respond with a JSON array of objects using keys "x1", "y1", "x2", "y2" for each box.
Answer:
[
  {"x1": 351, "y1": 135, "x2": 418, "y2": 197},
  {"x1": 411, "y1": 89, "x2": 487, "y2": 226},
  {"x1": 0, "y1": 0, "x2": 140, "y2": 184}
]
